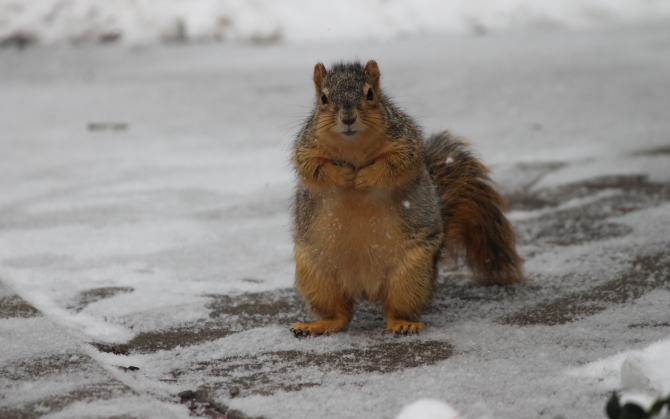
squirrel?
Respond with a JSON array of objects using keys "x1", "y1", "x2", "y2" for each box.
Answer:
[{"x1": 290, "y1": 60, "x2": 524, "y2": 337}]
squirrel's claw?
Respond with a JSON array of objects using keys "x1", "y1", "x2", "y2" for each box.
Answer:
[
  {"x1": 290, "y1": 327, "x2": 311, "y2": 338},
  {"x1": 385, "y1": 319, "x2": 425, "y2": 336}
]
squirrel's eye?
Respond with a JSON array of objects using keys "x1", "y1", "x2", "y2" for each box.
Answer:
[
  {"x1": 321, "y1": 93, "x2": 328, "y2": 105},
  {"x1": 366, "y1": 88, "x2": 374, "y2": 101}
]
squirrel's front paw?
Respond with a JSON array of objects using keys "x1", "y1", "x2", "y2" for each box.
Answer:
[
  {"x1": 331, "y1": 162, "x2": 356, "y2": 188},
  {"x1": 354, "y1": 166, "x2": 377, "y2": 190}
]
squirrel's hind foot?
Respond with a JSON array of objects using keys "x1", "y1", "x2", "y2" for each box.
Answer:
[
  {"x1": 290, "y1": 318, "x2": 348, "y2": 338},
  {"x1": 290, "y1": 327, "x2": 312, "y2": 338},
  {"x1": 385, "y1": 318, "x2": 425, "y2": 336}
]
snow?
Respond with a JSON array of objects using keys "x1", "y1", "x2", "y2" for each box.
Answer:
[
  {"x1": 570, "y1": 338, "x2": 670, "y2": 410},
  {"x1": 1, "y1": 19, "x2": 670, "y2": 419},
  {"x1": 40, "y1": 397, "x2": 188, "y2": 419},
  {"x1": 395, "y1": 399, "x2": 461, "y2": 419},
  {"x1": 2, "y1": 0, "x2": 670, "y2": 45}
]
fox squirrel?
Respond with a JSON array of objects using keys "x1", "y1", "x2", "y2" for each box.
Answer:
[{"x1": 290, "y1": 60, "x2": 524, "y2": 336}]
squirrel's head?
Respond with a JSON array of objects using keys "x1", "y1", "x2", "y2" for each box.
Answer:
[{"x1": 312, "y1": 60, "x2": 382, "y2": 139}]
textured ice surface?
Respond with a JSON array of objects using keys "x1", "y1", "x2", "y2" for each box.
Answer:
[{"x1": 1, "y1": 23, "x2": 670, "y2": 419}]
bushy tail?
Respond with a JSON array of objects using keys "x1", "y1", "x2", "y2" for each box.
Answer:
[{"x1": 423, "y1": 131, "x2": 524, "y2": 285}]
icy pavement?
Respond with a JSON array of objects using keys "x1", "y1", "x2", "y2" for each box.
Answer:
[{"x1": 1, "y1": 23, "x2": 670, "y2": 419}]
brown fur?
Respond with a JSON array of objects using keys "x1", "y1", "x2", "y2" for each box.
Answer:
[
  {"x1": 424, "y1": 132, "x2": 525, "y2": 285},
  {"x1": 290, "y1": 61, "x2": 523, "y2": 336}
]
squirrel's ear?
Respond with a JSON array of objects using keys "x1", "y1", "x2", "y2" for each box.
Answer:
[
  {"x1": 313, "y1": 62, "x2": 327, "y2": 91},
  {"x1": 365, "y1": 60, "x2": 381, "y2": 89}
]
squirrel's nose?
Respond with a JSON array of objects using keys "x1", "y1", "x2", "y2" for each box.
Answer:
[{"x1": 341, "y1": 114, "x2": 357, "y2": 126}]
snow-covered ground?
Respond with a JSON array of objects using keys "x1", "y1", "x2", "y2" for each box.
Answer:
[
  {"x1": 2, "y1": 0, "x2": 670, "y2": 45},
  {"x1": 1, "y1": 21, "x2": 670, "y2": 419}
]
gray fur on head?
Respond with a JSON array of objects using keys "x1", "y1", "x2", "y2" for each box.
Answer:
[{"x1": 315, "y1": 61, "x2": 380, "y2": 112}]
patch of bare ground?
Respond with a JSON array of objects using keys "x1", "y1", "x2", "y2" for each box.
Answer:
[
  {"x1": 0, "y1": 294, "x2": 41, "y2": 319},
  {"x1": 171, "y1": 340, "x2": 453, "y2": 397},
  {"x1": 178, "y1": 389, "x2": 263, "y2": 419},
  {"x1": 492, "y1": 172, "x2": 670, "y2": 325},
  {"x1": 0, "y1": 353, "x2": 99, "y2": 381},
  {"x1": 0, "y1": 382, "x2": 133, "y2": 419},
  {"x1": 511, "y1": 175, "x2": 670, "y2": 247},
  {"x1": 424, "y1": 172, "x2": 670, "y2": 327},
  {"x1": 501, "y1": 246, "x2": 670, "y2": 325},
  {"x1": 67, "y1": 286, "x2": 135, "y2": 312},
  {"x1": 0, "y1": 350, "x2": 135, "y2": 419},
  {"x1": 124, "y1": 289, "x2": 308, "y2": 354}
]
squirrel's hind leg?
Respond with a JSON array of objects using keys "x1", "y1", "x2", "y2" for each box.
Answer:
[
  {"x1": 291, "y1": 243, "x2": 354, "y2": 337},
  {"x1": 382, "y1": 244, "x2": 439, "y2": 335}
]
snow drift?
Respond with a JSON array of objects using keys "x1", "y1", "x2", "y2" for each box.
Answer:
[{"x1": 1, "y1": 0, "x2": 670, "y2": 46}]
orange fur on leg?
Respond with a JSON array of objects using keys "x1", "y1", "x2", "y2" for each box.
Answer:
[
  {"x1": 291, "y1": 243, "x2": 354, "y2": 336},
  {"x1": 382, "y1": 244, "x2": 439, "y2": 335}
]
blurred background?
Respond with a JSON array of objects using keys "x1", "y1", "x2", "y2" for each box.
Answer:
[{"x1": 2, "y1": 0, "x2": 670, "y2": 47}]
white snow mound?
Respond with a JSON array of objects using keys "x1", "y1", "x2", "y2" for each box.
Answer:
[
  {"x1": 2, "y1": 0, "x2": 670, "y2": 46},
  {"x1": 570, "y1": 337, "x2": 670, "y2": 409},
  {"x1": 396, "y1": 399, "x2": 461, "y2": 419}
]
